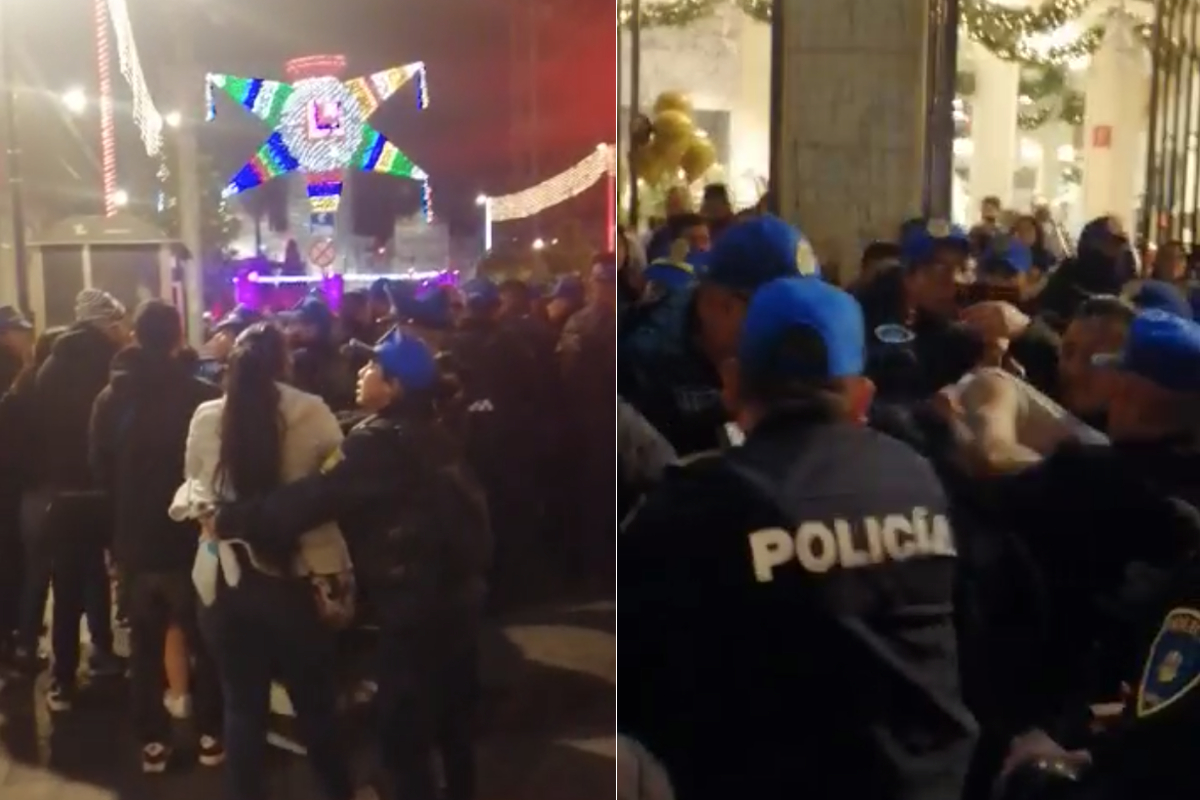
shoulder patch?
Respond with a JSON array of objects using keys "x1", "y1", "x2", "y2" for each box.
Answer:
[{"x1": 1137, "y1": 606, "x2": 1200, "y2": 717}]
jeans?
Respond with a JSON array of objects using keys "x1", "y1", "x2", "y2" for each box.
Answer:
[
  {"x1": 199, "y1": 565, "x2": 353, "y2": 800},
  {"x1": 45, "y1": 493, "x2": 114, "y2": 685},
  {"x1": 376, "y1": 627, "x2": 479, "y2": 800},
  {"x1": 126, "y1": 569, "x2": 222, "y2": 744}
]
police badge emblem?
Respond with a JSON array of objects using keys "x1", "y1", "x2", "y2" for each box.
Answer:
[
  {"x1": 926, "y1": 219, "x2": 952, "y2": 238},
  {"x1": 795, "y1": 237, "x2": 819, "y2": 276},
  {"x1": 874, "y1": 324, "x2": 916, "y2": 345},
  {"x1": 1137, "y1": 607, "x2": 1200, "y2": 717}
]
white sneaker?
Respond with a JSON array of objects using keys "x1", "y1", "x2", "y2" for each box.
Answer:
[
  {"x1": 198, "y1": 735, "x2": 225, "y2": 767},
  {"x1": 142, "y1": 742, "x2": 170, "y2": 773},
  {"x1": 163, "y1": 691, "x2": 192, "y2": 719}
]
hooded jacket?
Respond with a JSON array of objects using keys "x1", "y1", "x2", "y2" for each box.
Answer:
[
  {"x1": 89, "y1": 347, "x2": 220, "y2": 572},
  {"x1": 32, "y1": 322, "x2": 121, "y2": 491}
]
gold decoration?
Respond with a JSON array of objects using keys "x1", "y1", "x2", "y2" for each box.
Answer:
[
  {"x1": 653, "y1": 90, "x2": 693, "y2": 117},
  {"x1": 680, "y1": 138, "x2": 716, "y2": 184}
]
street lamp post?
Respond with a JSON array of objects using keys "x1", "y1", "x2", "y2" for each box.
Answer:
[
  {"x1": 168, "y1": 9, "x2": 205, "y2": 347},
  {"x1": 475, "y1": 194, "x2": 493, "y2": 253},
  {"x1": 0, "y1": 0, "x2": 31, "y2": 314}
]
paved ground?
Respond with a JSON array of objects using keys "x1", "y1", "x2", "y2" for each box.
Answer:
[{"x1": 0, "y1": 601, "x2": 615, "y2": 799}]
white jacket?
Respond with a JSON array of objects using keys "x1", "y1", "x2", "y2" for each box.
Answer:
[{"x1": 171, "y1": 382, "x2": 353, "y2": 602}]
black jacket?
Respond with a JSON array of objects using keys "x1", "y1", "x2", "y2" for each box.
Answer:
[
  {"x1": 0, "y1": 346, "x2": 21, "y2": 394},
  {"x1": 968, "y1": 438, "x2": 1200, "y2": 730},
  {"x1": 216, "y1": 402, "x2": 491, "y2": 638},
  {"x1": 620, "y1": 410, "x2": 977, "y2": 800},
  {"x1": 31, "y1": 323, "x2": 121, "y2": 491},
  {"x1": 89, "y1": 347, "x2": 219, "y2": 573},
  {"x1": 292, "y1": 341, "x2": 355, "y2": 412}
]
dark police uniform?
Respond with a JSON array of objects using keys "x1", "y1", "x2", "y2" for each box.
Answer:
[
  {"x1": 620, "y1": 277, "x2": 978, "y2": 800},
  {"x1": 217, "y1": 331, "x2": 490, "y2": 800}
]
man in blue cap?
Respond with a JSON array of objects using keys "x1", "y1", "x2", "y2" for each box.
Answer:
[
  {"x1": 621, "y1": 277, "x2": 976, "y2": 800},
  {"x1": 214, "y1": 329, "x2": 490, "y2": 800},
  {"x1": 620, "y1": 214, "x2": 820, "y2": 456},
  {"x1": 995, "y1": 311, "x2": 1200, "y2": 799},
  {"x1": 445, "y1": 275, "x2": 554, "y2": 607}
]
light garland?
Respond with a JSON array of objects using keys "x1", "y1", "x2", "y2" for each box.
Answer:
[
  {"x1": 489, "y1": 145, "x2": 616, "y2": 222},
  {"x1": 209, "y1": 62, "x2": 433, "y2": 222},
  {"x1": 104, "y1": 0, "x2": 163, "y2": 156},
  {"x1": 94, "y1": 0, "x2": 119, "y2": 216}
]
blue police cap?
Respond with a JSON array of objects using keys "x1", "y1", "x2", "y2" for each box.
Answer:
[
  {"x1": 354, "y1": 330, "x2": 438, "y2": 391},
  {"x1": 409, "y1": 287, "x2": 453, "y2": 329},
  {"x1": 550, "y1": 275, "x2": 586, "y2": 304},
  {"x1": 900, "y1": 218, "x2": 970, "y2": 266},
  {"x1": 700, "y1": 215, "x2": 820, "y2": 291},
  {"x1": 461, "y1": 277, "x2": 500, "y2": 310},
  {"x1": 1092, "y1": 309, "x2": 1200, "y2": 393},
  {"x1": 643, "y1": 258, "x2": 695, "y2": 291},
  {"x1": 1129, "y1": 280, "x2": 1193, "y2": 320},
  {"x1": 214, "y1": 303, "x2": 263, "y2": 335},
  {"x1": 0, "y1": 305, "x2": 33, "y2": 332},
  {"x1": 591, "y1": 259, "x2": 617, "y2": 283},
  {"x1": 981, "y1": 234, "x2": 1033, "y2": 274},
  {"x1": 283, "y1": 297, "x2": 334, "y2": 332},
  {"x1": 737, "y1": 277, "x2": 865, "y2": 381}
]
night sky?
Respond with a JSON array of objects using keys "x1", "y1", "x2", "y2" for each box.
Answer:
[{"x1": 9, "y1": 0, "x2": 616, "y2": 239}]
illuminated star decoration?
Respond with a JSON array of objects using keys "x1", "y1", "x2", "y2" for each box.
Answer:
[{"x1": 206, "y1": 62, "x2": 433, "y2": 223}]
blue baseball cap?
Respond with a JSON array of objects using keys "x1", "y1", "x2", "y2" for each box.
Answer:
[
  {"x1": 214, "y1": 303, "x2": 263, "y2": 335},
  {"x1": 900, "y1": 218, "x2": 970, "y2": 266},
  {"x1": 1093, "y1": 309, "x2": 1200, "y2": 393},
  {"x1": 700, "y1": 215, "x2": 820, "y2": 291},
  {"x1": 550, "y1": 275, "x2": 585, "y2": 304},
  {"x1": 461, "y1": 277, "x2": 500, "y2": 310},
  {"x1": 352, "y1": 330, "x2": 438, "y2": 391},
  {"x1": 0, "y1": 305, "x2": 33, "y2": 332},
  {"x1": 283, "y1": 297, "x2": 334, "y2": 333},
  {"x1": 591, "y1": 259, "x2": 616, "y2": 283},
  {"x1": 1129, "y1": 280, "x2": 1193, "y2": 320},
  {"x1": 737, "y1": 277, "x2": 865, "y2": 381},
  {"x1": 980, "y1": 234, "x2": 1033, "y2": 275}
]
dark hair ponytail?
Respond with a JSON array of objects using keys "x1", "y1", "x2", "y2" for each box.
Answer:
[{"x1": 215, "y1": 323, "x2": 288, "y2": 500}]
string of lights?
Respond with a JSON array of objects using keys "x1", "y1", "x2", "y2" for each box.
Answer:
[
  {"x1": 490, "y1": 145, "x2": 616, "y2": 222},
  {"x1": 104, "y1": 0, "x2": 163, "y2": 156},
  {"x1": 94, "y1": 0, "x2": 118, "y2": 216}
]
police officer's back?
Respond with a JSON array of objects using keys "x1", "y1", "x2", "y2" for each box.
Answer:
[{"x1": 620, "y1": 278, "x2": 977, "y2": 800}]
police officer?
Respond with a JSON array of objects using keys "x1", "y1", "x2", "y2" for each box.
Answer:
[
  {"x1": 620, "y1": 277, "x2": 978, "y2": 800},
  {"x1": 215, "y1": 330, "x2": 491, "y2": 800},
  {"x1": 995, "y1": 311, "x2": 1200, "y2": 800},
  {"x1": 620, "y1": 214, "x2": 819, "y2": 457}
]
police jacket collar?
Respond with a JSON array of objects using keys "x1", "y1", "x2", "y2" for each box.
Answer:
[{"x1": 748, "y1": 402, "x2": 844, "y2": 442}]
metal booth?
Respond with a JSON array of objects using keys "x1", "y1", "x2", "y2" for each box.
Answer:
[{"x1": 27, "y1": 213, "x2": 180, "y2": 329}]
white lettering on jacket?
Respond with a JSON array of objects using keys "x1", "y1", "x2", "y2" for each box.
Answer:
[{"x1": 747, "y1": 507, "x2": 956, "y2": 582}]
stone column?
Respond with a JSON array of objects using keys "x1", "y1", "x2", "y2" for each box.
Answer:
[
  {"x1": 968, "y1": 46, "x2": 1020, "y2": 213},
  {"x1": 770, "y1": 0, "x2": 930, "y2": 281},
  {"x1": 1081, "y1": 11, "x2": 1149, "y2": 229}
]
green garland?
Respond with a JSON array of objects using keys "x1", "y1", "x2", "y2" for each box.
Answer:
[{"x1": 618, "y1": 0, "x2": 716, "y2": 28}]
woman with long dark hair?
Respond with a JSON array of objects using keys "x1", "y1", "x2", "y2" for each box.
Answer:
[{"x1": 173, "y1": 323, "x2": 360, "y2": 800}]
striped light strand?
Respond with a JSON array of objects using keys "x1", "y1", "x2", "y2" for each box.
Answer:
[
  {"x1": 421, "y1": 180, "x2": 435, "y2": 223},
  {"x1": 94, "y1": 0, "x2": 119, "y2": 216},
  {"x1": 105, "y1": 0, "x2": 163, "y2": 155},
  {"x1": 490, "y1": 145, "x2": 615, "y2": 222}
]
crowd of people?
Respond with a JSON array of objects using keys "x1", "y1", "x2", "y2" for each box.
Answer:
[
  {"x1": 617, "y1": 187, "x2": 1200, "y2": 800},
  {"x1": 0, "y1": 263, "x2": 616, "y2": 800}
]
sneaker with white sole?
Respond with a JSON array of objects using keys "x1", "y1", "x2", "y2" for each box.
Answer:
[
  {"x1": 198, "y1": 735, "x2": 225, "y2": 767},
  {"x1": 142, "y1": 742, "x2": 170, "y2": 773}
]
